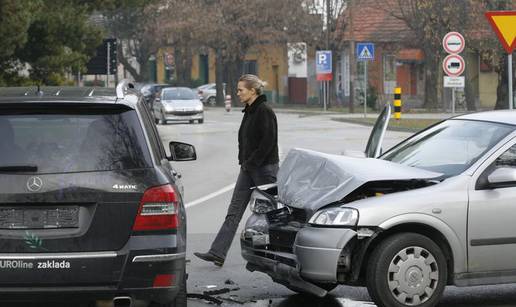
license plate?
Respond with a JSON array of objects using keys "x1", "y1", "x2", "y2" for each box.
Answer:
[{"x1": 0, "y1": 206, "x2": 79, "y2": 229}]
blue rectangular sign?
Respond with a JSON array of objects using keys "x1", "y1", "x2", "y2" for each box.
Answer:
[
  {"x1": 356, "y1": 43, "x2": 375, "y2": 61},
  {"x1": 316, "y1": 51, "x2": 332, "y2": 74}
]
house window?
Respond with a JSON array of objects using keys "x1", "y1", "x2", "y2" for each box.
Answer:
[
  {"x1": 243, "y1": 60, "x2": 257, "y2": 75},
  {"x1": 383, "y1": 55, "x2": 396, "y2": 94}
]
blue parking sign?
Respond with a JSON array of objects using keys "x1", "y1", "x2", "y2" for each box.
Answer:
[
  {"x1": 316, "y1": 51, "x2": 332, "y2": 74},
  {"x1": 357, "y1": 43, "x2": 375, "y2": 61}
]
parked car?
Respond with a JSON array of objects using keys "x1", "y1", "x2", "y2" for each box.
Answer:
[
  {"x1": 140, "y1": 83, "x2": 172, "y2": 110},
  {"x1": 241, "y1": 105, "x2": 516, "y2": 307},
  {"x1": 196, "y1": 83, "x2": 225, "y2": 106},
  {"x1": 153, "y1": 87, "x2": 204, "y2": 124},
  {"x1": 0, "y1": 82, "x2": 195, "y2": 307}
]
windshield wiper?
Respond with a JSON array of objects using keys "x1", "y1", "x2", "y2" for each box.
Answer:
[{"x1": 0, "y1": 165, "x2": 38, "y2": 173}]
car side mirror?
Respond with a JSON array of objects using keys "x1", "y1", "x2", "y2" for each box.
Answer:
[
  {"x1": 168, "y1": 141, "x2": 197, "y2": 161},
  {"x1": 487, "y1": 167, "x2": 516, "y2": 189}
]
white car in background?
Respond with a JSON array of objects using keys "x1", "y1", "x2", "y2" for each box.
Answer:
[
  {"x1": 153, "y1": 87, "x2": 204, "y2": 124},
  {"x1": 196, "y1": 83, "x2": 226, "y2": 106}
]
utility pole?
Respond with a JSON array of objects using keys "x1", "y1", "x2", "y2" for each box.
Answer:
[
  {"x1": 349, "y1": 0, "x2": 355, "y2": 113},
  {"x1": 326, "y1": 0, "x2": 331, "y2": 109}
]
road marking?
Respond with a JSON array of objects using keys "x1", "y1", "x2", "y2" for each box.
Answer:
[{"x1": 185, "y1": 183, "x2": 236, "y2": 209}]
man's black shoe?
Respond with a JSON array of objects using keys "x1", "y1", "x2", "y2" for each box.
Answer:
[{"x1": 194, "y1": 252, "x2": 224, "y2": 267}]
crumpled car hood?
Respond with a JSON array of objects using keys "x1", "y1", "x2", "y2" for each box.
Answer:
[{"x1": 277, "y1": 148, "x2": 442, "y2": 214}]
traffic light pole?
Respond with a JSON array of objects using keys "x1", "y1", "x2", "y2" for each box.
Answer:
[{"x1": 106, "y1": 42, "x2": 111, "y2": 88}]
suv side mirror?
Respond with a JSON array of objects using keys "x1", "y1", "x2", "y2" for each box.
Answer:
[
  {"x1": 487, "y1": 167, "x2": 516, "y2": 189},
  {"x1": 168, "y1": 141, "x2": 197, "y2": 161}
]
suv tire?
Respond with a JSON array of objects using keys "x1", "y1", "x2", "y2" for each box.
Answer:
[{"x1": 366, "y1": 233, "x2": 447, "y2": 307}]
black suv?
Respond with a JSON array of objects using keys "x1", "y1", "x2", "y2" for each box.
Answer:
[{"x1": 0, "y1": 82, "x2": 195, "y2": 306}]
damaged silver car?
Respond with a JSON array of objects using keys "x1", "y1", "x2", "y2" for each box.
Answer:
[{"x1": 241, "y1": 105, "x2": 516, "y2": 307}]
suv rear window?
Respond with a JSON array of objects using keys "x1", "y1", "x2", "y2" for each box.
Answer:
[{"x1": 0, "y1": 105, "x2": 152, "y2": 174}]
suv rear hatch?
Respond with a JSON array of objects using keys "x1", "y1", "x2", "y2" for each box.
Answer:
[{"x1": 0, "y1": 103, "x2": 160, "y2": 284}]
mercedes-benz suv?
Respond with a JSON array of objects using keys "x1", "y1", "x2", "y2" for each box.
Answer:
[{"x1": 0, "y1": 82, "x2": 195, "y2": 306}]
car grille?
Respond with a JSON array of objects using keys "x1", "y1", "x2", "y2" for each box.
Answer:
[
  {"x1": 290, "y1": 208, "x2": 308, "y2": 223},
  {"x1": 269, "y1": 225, "x2": 298, "y2": 253},
  {"x1": 168, "y1": 111, "x2": 200, "y2": 116}
]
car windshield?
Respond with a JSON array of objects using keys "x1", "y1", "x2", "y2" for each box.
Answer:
[
  {"x1": 163, "y1": 88, "x2": 196, "y2": 100},
  {"x1": 0, "y1": 109, "x2": 152, "y2": 174},
  {"x1": 381, "y1": 119, "x2": 514, "y2": 177}
]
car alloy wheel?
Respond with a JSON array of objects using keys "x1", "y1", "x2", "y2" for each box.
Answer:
[
  {"x1": 366, "y1": 233, "x2": 447, "y2": 307},
  {"x1": 207, "y1": 96, "x2": 216, "y2": 106}
]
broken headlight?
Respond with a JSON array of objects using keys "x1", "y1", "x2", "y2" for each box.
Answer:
[
  {"x1": 309, "y1": 207, "x2": 359, "y2": 226},
  {"x1": 249, "y1": 189, "x2": 276, "y2": 214}
]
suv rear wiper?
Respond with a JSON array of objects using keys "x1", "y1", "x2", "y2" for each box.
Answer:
[{"x1": 0, "y1": 165, "x2": 38, "y2": 173}]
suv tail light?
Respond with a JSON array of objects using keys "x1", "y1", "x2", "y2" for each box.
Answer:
[{"x1": 133, "y1": 185, "x2": 178, "y2": 231}]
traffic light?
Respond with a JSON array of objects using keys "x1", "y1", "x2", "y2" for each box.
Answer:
[{"x1": 86, "y1": 38, "x2": 117, "y2": 75}]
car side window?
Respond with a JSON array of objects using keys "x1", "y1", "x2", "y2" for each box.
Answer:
[
  {"x1": 476, "y1": 143, "x2": 516, "y2": 190},
  {"x1": 494, "y1": 145, "x2": 516, "y2": 167},
  {"x1": 138, "y1": 103, "x2": 165, "y2": 161}
]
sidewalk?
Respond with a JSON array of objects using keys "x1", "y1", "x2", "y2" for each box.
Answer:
[{"x1": 272, "y1": 107, "x2": 460, "y2": 120}]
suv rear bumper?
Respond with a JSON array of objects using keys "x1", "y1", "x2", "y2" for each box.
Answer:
[{"x1": 0, "y1": 235, "x2": 185, "y2": 304}]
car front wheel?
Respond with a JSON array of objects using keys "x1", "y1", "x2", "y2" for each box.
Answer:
[
  {"x1": 207, "y1": 96, "x2": 216, "y2": 106},
  {"x1": 366, "y1": 233, "x2": 447, "y2": 307}
]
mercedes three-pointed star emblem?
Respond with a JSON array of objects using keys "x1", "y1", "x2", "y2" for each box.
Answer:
[{"x1": 26, "y1": 176, "x2": 43, "y2": 192}]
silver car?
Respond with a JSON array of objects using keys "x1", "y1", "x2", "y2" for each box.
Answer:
[
  {"x1": 153, "y1": 87, "x2": 204, "y2": 124},
  {"x1": 197, "y1": 83, "x2": 225, "y2": 106},
  {"x1": 241, "y1": 105, "x2": 516, "y2": 307}
]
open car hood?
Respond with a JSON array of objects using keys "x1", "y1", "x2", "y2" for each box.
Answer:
[{"x1": 277, "y1": 148, "x2": 442, "y2": 213}]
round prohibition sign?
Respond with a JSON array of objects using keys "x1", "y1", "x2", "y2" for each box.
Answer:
[
  {"x1": 442, "y1": 54, "x2": 465, "y2": 77},
  {"x1": 443, "y1": 31, "x2": 465, "y2": 54}
]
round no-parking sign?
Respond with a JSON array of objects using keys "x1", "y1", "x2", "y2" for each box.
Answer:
[{"x1": 443, "y1": 54, "x2": 465, "y2": 77}]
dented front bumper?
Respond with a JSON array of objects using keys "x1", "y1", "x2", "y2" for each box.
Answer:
[{"x1": 241, "y1": 211, "x2": 367, "y2": 296}]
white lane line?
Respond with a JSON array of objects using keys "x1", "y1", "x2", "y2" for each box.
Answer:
[
  {"x1": 185, "y1": 183, "x2": 236, "y2": 209},
  {"x1": 186, "y1": 148, "x2": 284, "y2": 209}
]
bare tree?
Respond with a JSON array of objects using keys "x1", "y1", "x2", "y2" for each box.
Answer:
[
  {"x1": 378, "y1": 0, "x2": 470, "y2": 109},
  {"x1": 160, "y1": 0, "x2": 321, "y2": 105},
  {"x1": 105, "y1": 0, "x2": 163, "y2": 82}
]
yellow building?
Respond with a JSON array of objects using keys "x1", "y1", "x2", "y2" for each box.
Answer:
[{"x1": 155, "y1": 45, "x2": 290, "y2": 104}]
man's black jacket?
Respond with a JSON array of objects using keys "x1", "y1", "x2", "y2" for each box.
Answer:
[{"x1": 238, "y1": 95, "x2": 279, "y2": 170}]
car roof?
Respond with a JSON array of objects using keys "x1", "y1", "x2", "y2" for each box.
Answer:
[
  {"x1": 454, "y1": 110, "x2": 516, "y2": 126},
  {"x1": 162, "y1": 87, "x2": 193, "y2": 91},
  {"x1": 0, "y1": 86, "x2": 139, "y2": 109}
]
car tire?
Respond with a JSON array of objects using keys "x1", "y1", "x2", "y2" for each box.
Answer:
[
  {"x1": 198, "y1": 119, "x2": 204, "y2": 124},
  {"x1": 189, "y1": 120, "x2": 195, "y2": 124},
  {"x1": 207, "y1": 96, "x2": 216, "y2": 106},
  {"x1": 148, "y1": 269, "x2": 187, "y2": 307},
  {"x1": 366, "y1": 233, "x2": 447, "y2": 307}
]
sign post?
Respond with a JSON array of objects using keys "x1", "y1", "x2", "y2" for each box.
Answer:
[
  {"x1": 316, "y1": 50, "x2": 333, "y2": 111},
  {"x1": 356, "y1": 43, "x2": 375, "y2": 118},
  {"x1": 442, "y1": 32, "x2": 466, "y2": 114},
  {"x1": 485, "y1": 11, "x2": 516, "y2": 109}
]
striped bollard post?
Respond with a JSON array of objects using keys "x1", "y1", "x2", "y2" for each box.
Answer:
[{"x1": 394, "y1": 87, "x2": 402, "y2": 120}]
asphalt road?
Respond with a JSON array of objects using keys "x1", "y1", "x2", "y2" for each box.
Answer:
[{"x1": 156, "y1": 107, "x2": 516, "y2": 307}]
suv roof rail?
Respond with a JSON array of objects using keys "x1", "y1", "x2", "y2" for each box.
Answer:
[{"x1": 116, "y1": 79, "x2": 135, "y2": 99}]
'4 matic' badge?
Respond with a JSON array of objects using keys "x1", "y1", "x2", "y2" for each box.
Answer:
[{"x1": 112, "y1": 184, "x2": 138, "y2": 191}]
